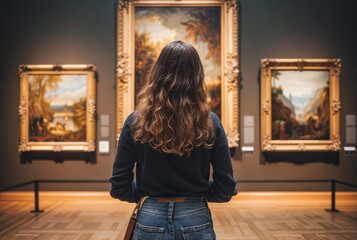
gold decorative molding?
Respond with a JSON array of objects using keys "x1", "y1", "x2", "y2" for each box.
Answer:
[
  {"x1": 331, "y1": 99, "x2": 341, "y2": 115},
  {"x1": 117, "y1": 5, "x2": 124, "y2": 54},
  {"x1": 88, "y1": 95, "x2": 96, "y2": 122},
  {"x1": 261, "y1": 59, "x2": 275, "y2": 78},
  {"x1": 262, "y1": 135, "x2": 275, "y2": 151},
  {"x1": 326, "y1": 135, "x2": 341, "y2": 151},
  {"x1": 116, "y1": 0, "x2": 126, "y2": 143},
  {"x1": 117, "y1": 53, "x2": 131, "y2": 83},
  {"x1": 84, "y1": 139, "x2": 96, "y2": 152},
  {"x1": 225, "y1": 53, "x2": 239, "y2": 91},
  {"x1": 118, "y1": 0, "x2": 134, "y2": 12},
  {"x1": 18, "y1": 65, "x2": 29, "y2": 77},
  {"x1": 329, "y1": 58, "x2": 342, "y2": 77},
  {"x1": 296, "y1": 59, "x2": 307, "y2": 71},
  {"x1": 261, "y1": 59, "x2": 276, "y2": 68},
  {"x1": 298, "y1": 143, "x2": 306, "y2": 151},
  {"x1": 18, "y1": 138, "x2": 31, "y2": 152},
  {"x1": 116, "y1": 84, "x2": 127, "y2": 142},
  {"x1": 52, "y1": 144, "x2": 63, "y2": 152},
  {"x1": 227, "y1": 131, "x2": 239, "y2": 148},
  {"x1": 18, "y1": 96, "x2": 27, "y2": 123},
  {"x1": 262, "y1": 99, "x2": 270, "y2": 115},
  {"x1": 222, "y1": 0, "x2": 238, "y2": 11}
]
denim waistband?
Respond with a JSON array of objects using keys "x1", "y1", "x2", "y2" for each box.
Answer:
[
  {"x1": 139, "y1": 196, "x2": 211, "y2": 221},
  {"x1": 144, "y1": 196, "x2": 206, "y2": 204}
]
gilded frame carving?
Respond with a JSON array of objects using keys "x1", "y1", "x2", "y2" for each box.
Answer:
[
  {"x1": 19, "y1": 64, "x2": 96, "y2": 152},
  {"x1": 260, "y1": 59, "x2": 341, "y2": 152},
  {"x1": 116, "y1": 0, "x2": 240, "y2": 147}
]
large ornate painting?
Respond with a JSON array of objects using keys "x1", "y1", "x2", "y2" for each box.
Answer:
[
  {"x1": 116, "y1": 0, "x2": 239, "y2": 147},
  {"x1": 261, "y1": 59, "x2": 341, "y2": 151},
  {"x1": 18, "y1": 65, "x2": 96, "y2": 152}
]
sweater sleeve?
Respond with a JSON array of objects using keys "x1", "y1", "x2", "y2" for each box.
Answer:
[
  {"x1": 109, "y1": 113, "x2": 139, "y2": 203},
  {"x1": 205, "y1": 113, "x2": 238, "y2": 202}
]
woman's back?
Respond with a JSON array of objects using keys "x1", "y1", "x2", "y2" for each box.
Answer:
[{"x1": 113, "y1": 111, "x2": 236, "y2": 202}]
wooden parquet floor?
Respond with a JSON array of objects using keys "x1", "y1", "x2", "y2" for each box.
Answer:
[{"x1": 0, "y1": 192, "x2": 356, "y2": 240}]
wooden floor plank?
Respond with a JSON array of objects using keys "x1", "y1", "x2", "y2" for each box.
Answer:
[{"x1": 0, "y1": 192, "x2": 356, "y2": 240}]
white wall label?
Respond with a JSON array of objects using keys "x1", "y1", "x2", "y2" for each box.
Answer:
[{"x1": 99, "y1": 141, "x2": 110, "y2": 153}]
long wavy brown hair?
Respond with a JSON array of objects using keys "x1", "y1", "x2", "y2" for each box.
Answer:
[{"x1": 131, "y1": 41, "x2": 214, "y2": 157}]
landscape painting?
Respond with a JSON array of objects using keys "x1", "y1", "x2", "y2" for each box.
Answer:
[
  {"x1": 19, "y1": 64, "x2": 96, "y2": 152},
  {"x1": 134, "y1": 6, "x2": 221, "y2": 117},
  {"x1": 261, "y1": 58, "x2": 341, "y2": 151},
  {"x1": 117, "y1": 0, "x2": 239, "y2": 147},
  {"x1": 28, "y1": 74, "x2": 87, "y2": 142},
  {"x1": 271, "y1": 70, "x2": 330, "y2": 141}
]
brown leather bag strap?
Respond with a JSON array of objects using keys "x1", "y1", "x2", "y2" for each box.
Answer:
[
  {"x1": 138, "y1": 196, "x2": 149, "y2": 211},
  {"x1": 124, "y1": 197, "x2": 149, "y2": 240}
]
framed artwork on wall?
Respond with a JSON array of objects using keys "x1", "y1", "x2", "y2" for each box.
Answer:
[
  {"x1": 116, "y1": 0, "x2": 240, "y2": 147},
  {"x1": 18, "y1": 64, "x2": 96, "y2": 152},
  {"x1": 260, "y1": 59, "x2": 341, "y2": 152}
]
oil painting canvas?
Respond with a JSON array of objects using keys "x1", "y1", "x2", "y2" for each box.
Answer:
[
  {"x1": 28, "y1": 74, "x2": 87, "y2": 142},
  {"x1": 135, "y1": 6, "x2": 221, "y2": 117},
  {"x1": 271, "y1": 70, "x2": 330, "y2": 141}
]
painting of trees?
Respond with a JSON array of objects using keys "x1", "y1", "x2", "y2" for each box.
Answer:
[
  {"x1": 28, "y1": 74, "x2": 87, "y2": 142},
  {"x1": 135, "y1": 31, "x2": 160, "y2": 101},
  {"x1": 28, "y1": 75, "x2": 60, "y2": 141},
  {"x1": 68, "y1": 98, "x2": 87, "y2": 141},
  {"x1": 181, "y1": 8, "x2": 220, "y2": 65},
  {"x1": 134, "y1": 6, "x2": 221, "y2": 117}
]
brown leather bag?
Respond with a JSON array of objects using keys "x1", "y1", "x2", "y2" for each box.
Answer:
[{"x1": 124, "y1": 197, "x2": 148, "y2": 240}]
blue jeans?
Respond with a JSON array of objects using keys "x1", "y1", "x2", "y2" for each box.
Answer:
[{"x1": 133, "y1": 197, "x2": 216, "y2": 240}]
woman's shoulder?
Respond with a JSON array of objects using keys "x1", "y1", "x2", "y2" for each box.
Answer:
[
  {"x1": 209, "y1": 111, "x2": 226, "y2": 138},
  {"x1": 209, "y1": 111, "x2": 221, "y2": 125},
  {"x1": 121, "y1": 112, "x2": 136, "y2": 130},
  {"x1": 127, "y1": 111, "x2": 136, "y2": 121},
  {"x1": 123, "y1": 112, "x2": 136, "y2": 123}
]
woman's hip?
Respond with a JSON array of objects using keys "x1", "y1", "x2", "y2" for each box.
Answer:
[{"x1": 133, "y1": 197, "x2": 216, "y2": 239}]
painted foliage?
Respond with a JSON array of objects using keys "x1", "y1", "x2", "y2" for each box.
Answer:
[{"x1": 135, "y1": 6, "x2": 221, "y2": 117}]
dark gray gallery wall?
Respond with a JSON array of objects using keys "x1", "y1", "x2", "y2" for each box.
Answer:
[
  {"x1": 0, "y1": 0, "x2": 118, "y2": 191},
  {"x1": 238, "y1": 0, "x2": 357, "y2": 191},
  {"x1": 0, "y1": 0, "x2": 356, "y2": 191}
]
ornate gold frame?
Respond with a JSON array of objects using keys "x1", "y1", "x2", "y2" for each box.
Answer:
[
  {"x1": 19, "y1": 64, "x2": 96, "y2": 152},
  {"x1": 116, "y1": 0, "x2": 240, "y2": 147},
  {"x1": 261, "y1": 59, "x2": 341, "y2": 152}
]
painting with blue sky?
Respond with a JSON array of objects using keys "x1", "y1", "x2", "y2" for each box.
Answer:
[{"x1": 28, "y1": 74, "x2": 87, "y2": 142}]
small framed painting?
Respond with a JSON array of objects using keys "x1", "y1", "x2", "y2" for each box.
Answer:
[
  {"x1": 261, "y1": 59, "x2": 341, "y2": 151},
  {"x1": 18, "y1": 64, "x2": 96, "y2": 152}
]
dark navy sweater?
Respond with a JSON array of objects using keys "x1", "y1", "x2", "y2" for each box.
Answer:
[{"x1": 110, "y1": 112, "x2": 237, "y2": 203}]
